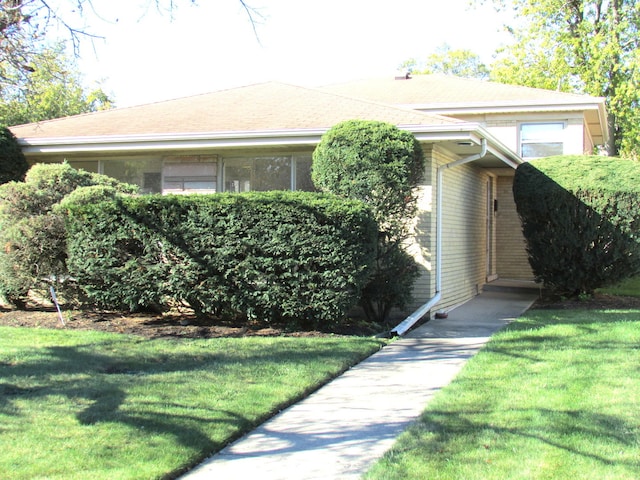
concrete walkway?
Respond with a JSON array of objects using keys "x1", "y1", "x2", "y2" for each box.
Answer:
[{"x1": 180, "y1": 289, "x2": 538, "y2": 480}]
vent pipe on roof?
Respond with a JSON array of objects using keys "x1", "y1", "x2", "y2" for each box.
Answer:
[
  {"x1": 394, "y1": 71, "x2": 412, "y2": 80},
  {"x1": 390, "y1": 138, "x2": 488, "y2": 336}
]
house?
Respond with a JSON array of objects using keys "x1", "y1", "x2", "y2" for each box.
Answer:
[{"x1": 8, "y1": 75, "x2": 608, "y2": 321}]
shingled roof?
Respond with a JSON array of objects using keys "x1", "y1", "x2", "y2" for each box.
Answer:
[
  {"x1": 320, "y1": 74, "x2": 606, "y2": 110},
  {"x1": 10, "y1": 82, "x2": 461, "y2": 140}
]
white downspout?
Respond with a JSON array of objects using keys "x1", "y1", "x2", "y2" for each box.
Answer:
[{"x1": 390, "y1": 138, "x2": 488, "y2": 336}]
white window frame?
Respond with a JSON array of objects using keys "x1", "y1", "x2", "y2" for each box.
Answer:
[{"x1": 519, "y1": 121, "x2": 566, "y2": 159}]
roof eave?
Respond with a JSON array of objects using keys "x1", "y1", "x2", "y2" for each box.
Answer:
[
  {"x1": 17, "y1": 123, "x2": 523, "y2": 169},
  {"x1": 400, "y1": 100, "x2": 606, "y2": 115},
  {"x1": 17, "y1": 129, "x2": 331, "y2": 155},
  {"x1": 402, "y1": 123, "x2": 522, "y2": 169}
]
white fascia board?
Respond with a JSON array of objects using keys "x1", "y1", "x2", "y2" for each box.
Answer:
[
  {"x1": 18, "y1": 129, "x2": 329, "y2": 155},
  {"x1": 401, "y1": 123, "x2": 523, "y2": 168},
  {"x1": 403, "y1": 101, "x2": 605, "y2": 116}
]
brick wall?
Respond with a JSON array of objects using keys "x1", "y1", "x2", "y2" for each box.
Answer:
[{"x1": 496, "y1": 175, "x2": 534, "y2": 280}]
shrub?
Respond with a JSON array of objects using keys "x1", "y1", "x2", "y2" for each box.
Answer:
[
  {"x1": 0, "y1": 163, "x2": 137, "y2": 307},
  {"x1": 0, "y1": 127, "x2": 28, "y2": 185},
  {"x1": 312, "y1": 120, "x2": 425, "y2": 322},
  {"x1": 513, "y1": 155, "x2": 640, "y2": 296},
  {"x1": 65, "y1": 192, "x2": 377, "y2": 328}
]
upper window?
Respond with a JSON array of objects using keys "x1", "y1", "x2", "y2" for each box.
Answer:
[{"x1": 520, "y1": 122, "x2": 565, "y2": 159}]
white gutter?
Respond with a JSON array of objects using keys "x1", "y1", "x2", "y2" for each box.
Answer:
[
  {"x1": 390, "y1": 138, "x2": 489, "y2": 336},
  {"x1": 16, "y1": 129, "x2": 331, "y2": 155}
]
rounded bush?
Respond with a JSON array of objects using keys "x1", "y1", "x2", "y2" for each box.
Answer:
[
  {"x1": 312, "y1": 120, "x2": 425, "y2": 322},
  {"x1": 0, "y1": 162, "x2": 137, "y2": 306},
  {"x1": 312, "y1": 120, "x2": 425, "y2": 225}
]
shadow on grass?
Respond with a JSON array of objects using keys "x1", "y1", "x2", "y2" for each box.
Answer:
[
  {"x1": 400, "y1": 311, "x2": 640, "y2": 472},
  {"x1": 0, "y1": 337, "x2": 372, "y2": 477},
  {"x1": 482, "y1": 312, "x2": 640, "y2": 365},
  {"x1": 414, "y1": 406, "x2": 639, "y2": 468}
]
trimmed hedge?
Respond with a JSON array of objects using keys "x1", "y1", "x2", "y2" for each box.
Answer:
[
  {"x1": 513, "y1": 155, "x2": 640, "y2": 296},
  {"x1": 312, "y1": 119, "x2": 425, "y2": 225},
  {"x1": 0, "y1": 163, "x2": 137, "y2": 307},
  {"x1": 65, "y1": 192, "x2": 378, "y2": 327}
]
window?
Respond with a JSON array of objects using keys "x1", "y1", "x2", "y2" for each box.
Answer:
[
  {"x1": 520, "y1": 122, "x2": 565, "y2": 159},
  {"x1": 67, "y1": 160, "x2": 99, "y2": 173},
  {"x1": 295, "y1": 156, "x2": 318, "y2": 192},
  {"x1": 102, "y1": 158, "x2": 163, "y2": 193},
  {"x1": 163, "y1": 156, "x2": 218, "y2": 194},
  {"x1": 223, "y1": 155, "x2": 315, "y2": 192}
]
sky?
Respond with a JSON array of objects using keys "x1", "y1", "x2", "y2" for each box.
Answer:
[{"x1": 54, "y1": 0, "x2": 512, "y2": 108}]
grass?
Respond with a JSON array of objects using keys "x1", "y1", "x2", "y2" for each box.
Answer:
[
  {"x1": 0, "y1": 327, "x2": 384, "y2": 480},
  {"x1": 598, "y1": 275, "x2": 640, "y2": 297},
  {"x1": 365, "y1": 308, "x2": 640, "y2": 480}
]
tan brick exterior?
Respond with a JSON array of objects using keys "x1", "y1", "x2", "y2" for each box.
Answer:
[
  {"x1": 407, "y1": 145, "x2": 496, "y2": 314},
  {"x1": 496, "y1": 174, "x2": 534, "y2": 280}
]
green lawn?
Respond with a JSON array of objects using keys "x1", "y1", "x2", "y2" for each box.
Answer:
[
  {"x1": 0, "y1": 327, "x2": 383, "y2": 480},
  {"x1": 365, "y1": 308, "x2": 640, "y2": 480},
  {"x1": 598, "y1": 275, "x2": 640, "y2": 297}
]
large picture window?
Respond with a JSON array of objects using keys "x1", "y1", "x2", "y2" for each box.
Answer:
[
  {"x1": 520, "y1": 122, "x2": 565, "y2": 159},
  {"x1": 102, "y1": 158, "x2": 163, "y2": 193},
  {"x1": 223, "y1": 155, "x2": 314, "y2": 192}
]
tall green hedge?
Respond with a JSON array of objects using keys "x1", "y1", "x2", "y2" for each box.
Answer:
[
  {"x1": 65, "y1": 192, "x2": 377, "y2": 327},
  {"x1": 513, "y1": 155, "x2": 640, "y2": 296}
]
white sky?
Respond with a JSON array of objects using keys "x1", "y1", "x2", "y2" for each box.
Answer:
[{"x1": 54, "y1": 0, "x2": 512, "y2": 107}]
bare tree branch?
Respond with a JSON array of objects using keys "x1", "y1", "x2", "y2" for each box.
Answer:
[
  {"x1": 0, "y1": 1, "x2": 262, "y2": 93},
  {"x1": 238, "y1": 0, "x2": 264, "y2": 44}
]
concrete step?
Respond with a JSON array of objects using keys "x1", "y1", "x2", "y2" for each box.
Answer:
[{"x1": 484, "y1": 279, "x2": 545, "y2": 295}]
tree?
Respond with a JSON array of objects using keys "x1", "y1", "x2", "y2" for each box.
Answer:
[
  {"x1": 312, "y1": 120, "x2": 425, "y2": 323},
  {"x1": 0, "y1": 42, "x2": 112, "y2": 125},
  {"x1": 400, "y1": 44, "x2": 490, "y2": 79},
  {"x1": 486, "y1": 0, "x2": 640, "y2": 156}
]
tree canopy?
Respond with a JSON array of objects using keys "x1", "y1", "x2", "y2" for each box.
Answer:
[
  {"x1": 401, "y1": 44, "x2": 490, "y2": 80},
  {"x1": 0, "y1": 42, "x2": 112, "y2": 125},
  {"x1": 487, "y1": 0, "x2": 640, "y2": 156}
]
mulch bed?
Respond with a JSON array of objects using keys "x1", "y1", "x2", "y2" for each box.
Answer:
[
  {"x1": 2, "y1": 292, "x2": 639, "y2": 340},
  {"x1": 0, "y1": 306, "x2": 380, "y2": 339}
]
